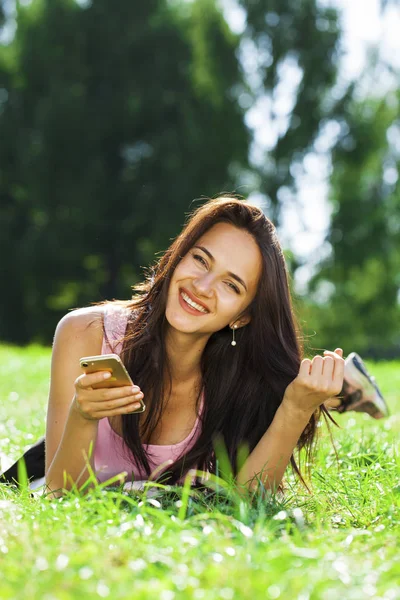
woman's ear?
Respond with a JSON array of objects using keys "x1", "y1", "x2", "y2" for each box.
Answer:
[
  {"x1": 231, "y1": 313, "x2": 251, "y2": 329},
  {"x1": 239, "y1": 314, "x2": 251, "y2": 328}
]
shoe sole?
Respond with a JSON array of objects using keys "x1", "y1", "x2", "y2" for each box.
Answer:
[{"x1": 344, "y1": 353, "x2": 389, "y2": 418}]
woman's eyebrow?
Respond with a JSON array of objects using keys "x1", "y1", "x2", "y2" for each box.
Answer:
[{"x1": 193, "y1": 245, "x2": 248, "y2": 291}]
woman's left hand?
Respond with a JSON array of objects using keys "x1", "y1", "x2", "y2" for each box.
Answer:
[{"x1": 282, "y1": 348, "x2": 345, "y2": 417}]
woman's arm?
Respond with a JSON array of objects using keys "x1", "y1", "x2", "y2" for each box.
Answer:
[
  {"x1": 236, "y1": 401, "x2": 313, "y2": 491},
  {"x1": 45, "y1": 306, "x2": 145, "y2": 496},
  {"x1": 237, "y1": 349, "x2": 345, "y2": 492},
  {"x1": 45, "y1": 308, "x2": 104, "y2": 494}
]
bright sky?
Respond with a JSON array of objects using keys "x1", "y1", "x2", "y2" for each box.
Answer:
[{"x1": 220, "y1": 0, "x2": 400, "y2": 290}]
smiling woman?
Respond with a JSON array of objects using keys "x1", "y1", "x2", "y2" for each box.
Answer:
[
  {"x1": 1, "y1": 196, "x2": 389, "y2": 495},
  {"x1": 166, "y1": 223, "x2": 261, "y2": 334}
]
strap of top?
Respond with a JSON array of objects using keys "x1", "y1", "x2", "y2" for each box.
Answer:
[{"x1": 102, "y1": 303, "x2": 130, "y2": 356}]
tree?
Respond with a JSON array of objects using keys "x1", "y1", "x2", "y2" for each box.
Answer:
[
  {"x1": 0, "y1": 0, "x2": 250, "y2": 342},
  {"x1": 306, "y1": 93, "x2": 400, "y2": 356},
  {"x1": 238, "y1": 0, "x2": 342, "y2": 222},
  {"x1": 236, "y1": 0, "x2": 400, "y2": 356}
]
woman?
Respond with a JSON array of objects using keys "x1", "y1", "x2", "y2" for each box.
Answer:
[{"x1": 1, "y1": 197, "x2": 389, "y2": 494}]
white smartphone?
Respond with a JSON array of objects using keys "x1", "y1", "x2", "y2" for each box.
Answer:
[{"x1": 79, "y1": 353, "x2": 146, "y2": 413}]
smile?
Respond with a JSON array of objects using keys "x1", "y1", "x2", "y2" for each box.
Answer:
[{"x1": 179, "y1": 290, "x2": 209, "y2": 314}]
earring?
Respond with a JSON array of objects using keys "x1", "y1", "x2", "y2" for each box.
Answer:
[{"x1": 231, "y1": 325, "x2": 237, "y2": 346}]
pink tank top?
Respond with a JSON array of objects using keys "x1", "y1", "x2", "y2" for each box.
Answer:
[{"x1": 94, "y1": 304, "x2": 203, "y2": 484}]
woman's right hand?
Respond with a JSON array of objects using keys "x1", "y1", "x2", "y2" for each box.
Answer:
[{"x1": 72, "y1": 371, "x2": 144, "y2": 421}]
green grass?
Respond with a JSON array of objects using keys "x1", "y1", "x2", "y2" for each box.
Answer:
[{"x1": 1, "y1": 344, "x2": 399, "y2": 599}]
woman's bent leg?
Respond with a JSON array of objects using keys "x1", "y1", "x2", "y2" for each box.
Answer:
[
  {"x1": 0, "y1": 436, "x2": 45, "y2": 484},
  {"x1": 326, "y1": 353, "x2": 389, "y2": 419}
]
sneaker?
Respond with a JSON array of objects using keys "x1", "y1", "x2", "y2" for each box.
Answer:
[{"x1": 339, "y1": 352, "x2": 389, "y2": 419}]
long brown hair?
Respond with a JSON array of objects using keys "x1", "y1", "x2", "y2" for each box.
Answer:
[{"x1": 106, "y1": 196, "x2": 321, "y2": 485}]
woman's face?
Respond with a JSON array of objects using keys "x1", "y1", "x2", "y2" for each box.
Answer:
[{"x1": 165, "y1": 222, "x2": 262, "y2": 336}]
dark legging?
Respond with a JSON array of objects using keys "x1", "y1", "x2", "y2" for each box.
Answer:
[{"x1": 1, "y1": 437, "x2": 45, "y2": 484}]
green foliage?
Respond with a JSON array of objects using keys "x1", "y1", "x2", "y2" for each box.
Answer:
[
  {"x1": 238, "y1": 0, "x2": 342, "y2": 219},
  {"x1": 2, "y1": 0, "x2": 397, "y2": 356},
  {"x1": 306, "y1": 94, "x2": 400, "y2": 356},
  {"x1": 0, "y1": 0, "x2": 250, "y2": 343},
  {"x1": 1, "y1": 344, "x2": 400, "y2": 598}
]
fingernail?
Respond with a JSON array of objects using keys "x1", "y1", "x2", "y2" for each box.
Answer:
[
  {"x1": 103, "y1": 373, "x2": 111, "y2": 379},
  {"x1": 131, "y1": 386, "x2": 140, "y2": 393}
]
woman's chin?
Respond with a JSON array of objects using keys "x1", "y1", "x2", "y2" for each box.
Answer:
[
  {"x1": 165, "y1": 315, "x2": 200, "y2": 334},
  {"x1": 165, "y1": 307, "x2": 210, "y2": 334}
]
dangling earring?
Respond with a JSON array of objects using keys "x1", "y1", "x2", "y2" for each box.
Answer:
[{"x1": 231, "y1": 325, "x2": 237, "y2": 346}]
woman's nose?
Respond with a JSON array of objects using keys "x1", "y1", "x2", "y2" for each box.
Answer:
[{"x1": 192, "y1": 274, "x2": 214, "y2": 297}]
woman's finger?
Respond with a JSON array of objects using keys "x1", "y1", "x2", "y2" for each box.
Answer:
[
  {"x1": 322, "y1": 355, "x2": 335, "y2": 379},
  {"x1": 310, "y1": 355, "x2": 324, "y2": 377},
  {"x1": 96, "y1": 401, "x2": 144, "y2": 418},
  {"x1": 332, "y1": 355, "x2": 345, "y2": 393},
  {"x1": 76, "y1": 371, "x2": 112, "y2": 389},
  {"x1": 95, "y1": 393, "x2": 144, "y2": 412},
  {"x1": 323, "y1": 348, "x2": 343, "y2": 359},
  {"x1": 323, "y1": 350, "x2": 343, "y2": 377},
  {"x1": 323, "y1": 350, "x2": 345, "y2": 391},
  {"x1": 95, "y1": 385, "x2": 142, "y2": 402},
  {"x1": 299, "y1": 358, "x2": 312, "y2": 378}
]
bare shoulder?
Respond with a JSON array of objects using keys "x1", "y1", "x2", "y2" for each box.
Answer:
[
  {"x1": 54, "y1": 301, "x2": 132, "y2": 356},
  {"x1": 54, "y1": 306, "x2": 105, "y2": 348}
]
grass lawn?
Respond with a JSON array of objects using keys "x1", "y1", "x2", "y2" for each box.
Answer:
[{"x1": 0, "y1": 344, "x2": 399, "y2": 600}]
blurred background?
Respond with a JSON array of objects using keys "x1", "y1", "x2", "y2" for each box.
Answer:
[{"x1": 0, "y1": 0, "x2": 399, "y2": 357}]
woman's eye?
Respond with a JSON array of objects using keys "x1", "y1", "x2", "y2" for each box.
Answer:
[
  {"x1": 193, "y1": 254, "x2": 207, "y2": 267},
  {"x1": 192, "y1": 254, "x2": 239, "y2": 293},
  {"x1": 226, "y1": 281, "x2": 240, "y2": 294}
]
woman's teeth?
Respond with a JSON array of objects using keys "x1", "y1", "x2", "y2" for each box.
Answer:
[{"x1": 181, "y1": 291, "x2": 208, "y2": 313}]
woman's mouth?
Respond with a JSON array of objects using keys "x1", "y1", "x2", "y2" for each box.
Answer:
[{"x1": 179, "y1": 290, "x2": 209, "y2": 315}]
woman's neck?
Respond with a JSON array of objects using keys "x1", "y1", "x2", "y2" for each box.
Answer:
[{"x1": 165, "y1": 326, "x2": 210, "y2": 384}]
